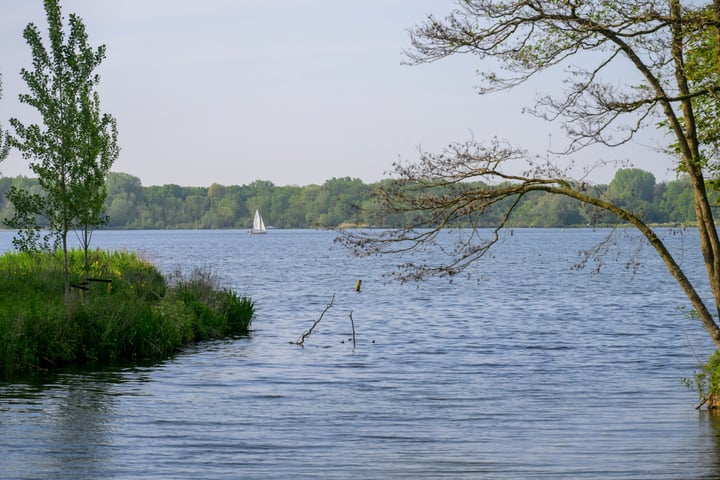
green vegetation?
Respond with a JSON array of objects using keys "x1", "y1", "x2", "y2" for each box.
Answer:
[
  {"x1": 0, "y1": 168, "x2": 709, "y2": 231},
  {"x1": 0, "y1": 249, "x2": 253, "y2": 377},
  {"x1": 684, "y1": 349, "x2": 720, "y2": 409}
]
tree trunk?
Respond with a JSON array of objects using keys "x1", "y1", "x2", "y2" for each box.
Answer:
[
  {"x1": 62, "y1": 231, "x2": 70, "y2": 303},
  {"x1": 668, "y1": 0, "x2": 720, "y2": 339}
]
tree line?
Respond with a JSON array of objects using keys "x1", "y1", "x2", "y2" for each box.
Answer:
[{"x1": 0, "y1": 167, "x2": 708, "y2": 230}]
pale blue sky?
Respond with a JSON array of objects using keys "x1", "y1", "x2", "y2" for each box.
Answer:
[{"x1": 0, "y1": 0, "x2": 675, "y2": 187}]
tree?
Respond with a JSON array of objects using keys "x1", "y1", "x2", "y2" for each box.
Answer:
[
  {"x1": 606, "y1": 168, "x2": 658, "y2": 220},
  {"x1": 678, "y1": 3, "x2": 720, "y2": 186},
  {"x1": 106, "y1": 172, "x2": 143, "y2": 199},
  {"x1": 104, "y1": 173, "x2": 143, "y2": 228},
  {"x1": 659, "y1": 175, "x2": 696, "y2": 223},
  {"x1": 0, "y1": 74, "x2": 10, "y2": 164},
  {"x1": 8, "y1": 0, "x2": 118, "y2": 297},
  {"x1": 337, "y1": 0, "x2": 720, "y2": 350},
  {"x1": 208, "y1": 182, "x2": 225, "y2": 210},
  {"x1": 608, "y1": 169, "x2": 656, "y2": 205},
  {"x1": 72, "y1": 66, "x2": 119, "y2": 269}
]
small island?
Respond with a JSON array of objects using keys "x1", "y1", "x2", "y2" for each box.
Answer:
[{"x1": 0, "y1": 249, "x2": 253, "y2": 377}]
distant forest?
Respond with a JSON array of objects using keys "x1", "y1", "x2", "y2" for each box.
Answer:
[{"x1": 0, "y1": 168, "x2": 713, "y2": 230}]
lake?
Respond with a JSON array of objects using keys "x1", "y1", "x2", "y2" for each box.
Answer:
[{"x1": 1, "y1": 228, "x2": 719, "y2": 479}]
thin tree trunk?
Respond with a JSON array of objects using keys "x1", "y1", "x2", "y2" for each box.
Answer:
[
  {"x1": 669, "y1": 0, "x2": 720, "y2": 320},
  {"x1": 62, "y1": 231, "x2": 70, "y2": 303}
]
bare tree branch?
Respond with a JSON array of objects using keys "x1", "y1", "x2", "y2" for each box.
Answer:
[
  {"x1": 337, "y1": 134, "x2": 720, "y2": 347},
  {"x1": 291, "y1": 295, "x2": 335, "y2": 347}
]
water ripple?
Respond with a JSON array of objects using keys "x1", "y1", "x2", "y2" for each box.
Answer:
[{"x1": 1, "y1": 229, "x2": 718, "y2": 479}]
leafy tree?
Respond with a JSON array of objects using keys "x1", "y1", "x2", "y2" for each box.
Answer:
[
  {"x1": 0, "y1": 74, "x2": 10, "y2": 164},
  {"x1": 658, "y1": 176, "x2": 696, "y2": 224},
  {"x1": 337, "y1": 0, "x2": 720, "y2": 351},
  {"x1": 8, "y1": 0, "x2": 118, "y2": 297},
  {"x1": 208, "y1": 182, "x2": 225, "y2": 209},
  {"x1": 104, "y1": 172, "x2": 143, "y2": 227},
  {"x1": 606, "y1": 168, "x2": 658, "y2": 220},
  {"x1": 608, "y1": 169, "x2": 656, "y2": 205},
  {"x1": 675, "y1": 3, "x2": 720, "y2": 185},
  {"x1": 106, "y1": 172, "x2": 144, "y2": 200},
  {"x1": 185, "y1": 194, "x2": 210, "y2": 227},
  {"x1": 269, "y1": 185, "x2": 302, "y2": 228},
  {"x1": 73, "y1": 71, "x2": 119, "y2": 268}
]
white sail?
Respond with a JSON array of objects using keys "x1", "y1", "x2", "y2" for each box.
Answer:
[{"x1": 249, "y1": 210, "x2": 267, "y2": 234}]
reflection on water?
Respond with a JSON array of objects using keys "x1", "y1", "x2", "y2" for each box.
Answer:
[
  {"x1": 2, "y1": 372, "x2": 115, "y2": 479},
  {"x1": 1, "y1": 228, "x2": 720, "y2": 479},
  {"x1": 701, "y1": 413, "x2": 720, "y2": 479}
]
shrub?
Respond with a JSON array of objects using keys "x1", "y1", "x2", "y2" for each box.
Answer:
[
  {"x1": 684, "y1": 350, "x2": 720, "y2": 409},
  {"x1": 168, "y1": 268, "x2": 254, "y2": 339}
]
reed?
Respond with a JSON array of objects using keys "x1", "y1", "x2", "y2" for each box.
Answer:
[{"x1": 0, "y1": 249, "x2": 254, "y2": 376}]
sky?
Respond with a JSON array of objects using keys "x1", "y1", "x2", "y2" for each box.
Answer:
[{"x1": 0, "y1": 0, "x2": 678, "y2": 187}]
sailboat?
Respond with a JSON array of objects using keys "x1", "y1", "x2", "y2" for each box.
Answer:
[{"x1": 248, "y1": 209, "x2": 267, "y2": 234}]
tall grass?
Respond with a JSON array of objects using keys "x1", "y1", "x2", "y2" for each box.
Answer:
[{"x1": 0, "y1": 249, "x2": 253, "y2": 376}]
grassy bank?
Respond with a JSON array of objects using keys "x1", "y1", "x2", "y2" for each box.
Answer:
[{"x1": 0, "y1": 249, "x2": 253, "y2": 376}]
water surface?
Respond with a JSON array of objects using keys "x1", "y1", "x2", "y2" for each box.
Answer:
[{"x1": 1, "y1": 228, "x2": 719, "y2": 479}]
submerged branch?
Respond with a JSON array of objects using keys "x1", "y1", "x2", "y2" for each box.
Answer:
[{"x1": 292, "y1": 294, "x2": 335, "y2": 347}]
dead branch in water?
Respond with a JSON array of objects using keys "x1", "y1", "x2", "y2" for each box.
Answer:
[
  {"x1": 349, "y1": 310, "x2": 356, "y2": 348},
  {"x1": 291, "y1": 294, "x2": 335, "y2": 347}
]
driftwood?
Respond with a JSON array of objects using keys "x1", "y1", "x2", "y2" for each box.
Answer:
[{"x1": 291, "y1": 294, "x2": 335, "y2": 347}]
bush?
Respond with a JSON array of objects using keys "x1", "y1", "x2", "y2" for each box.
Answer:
[
  {"x1": 0, "y1": 249, "x2": 254, "y2": 376},
  {"x1": 684, "y1": 350, "x2": 720, "y2": 409},
  {"x1": 168, "y1": 268, "x2": 254, "y2": 339}
]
